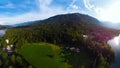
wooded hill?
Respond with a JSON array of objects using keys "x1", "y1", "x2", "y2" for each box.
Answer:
[{"x1": 0, "y1": 13, "x2": 119, "y2": 68}]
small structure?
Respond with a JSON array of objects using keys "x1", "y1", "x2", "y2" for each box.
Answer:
[
  {"x1": 6, "y1": 45, "x2": 14, "y2": 55},
  {"x1": 10, "y1": 45, "x2": 14, "y2": 47},
  {"x1": 65, "y1": 47, "x2": 80, "y2": 53},
  {"x1": 83, "y1": 35, "x2": 88, "y2": 39},
  {"x1": 5, "y1": 39, "x2": 9, "y2": 44},
  {"x1": 70, "y1": 47, "x2": 75, "y2": 51},
  {"x1": 7, "y1": 45, "x2": 12, "y2": 51}
]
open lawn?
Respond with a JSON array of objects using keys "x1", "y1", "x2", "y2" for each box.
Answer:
[{"x1": 18, "y1": 43, "x2": 71, "y2": 68}]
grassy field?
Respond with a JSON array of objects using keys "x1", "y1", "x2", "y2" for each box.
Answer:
[{"x1": 18, "y1": 43, "x2": 71, "y2": 68}]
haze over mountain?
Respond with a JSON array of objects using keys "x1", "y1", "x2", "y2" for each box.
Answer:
[{"x1": 101, "y1": 22, "x2": 120, "y2": 29}]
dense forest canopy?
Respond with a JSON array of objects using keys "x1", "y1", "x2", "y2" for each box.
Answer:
[{"x1": 0, "y1": 13, "x2": 119, "y2": 68}]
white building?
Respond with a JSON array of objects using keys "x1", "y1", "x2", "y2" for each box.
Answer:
[{"x1": 83, "y1": 35, "x2": 88, "y2": 39}]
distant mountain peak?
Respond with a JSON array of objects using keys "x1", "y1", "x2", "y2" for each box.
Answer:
[{"x1": 14, "y1": 13, "x2": 101, "y2": 28}]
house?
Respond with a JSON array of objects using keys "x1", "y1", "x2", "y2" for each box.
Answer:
[
  {"x1": 6, "y1": 45, "x2": 13, "y2": 54},
  {"x1": 83, "y1": 35, "x2": 88, "y2": 39},
  {"x1": 10, "y1": 45, "x2": 13, "y2": 47},
  {"x1": 70, "y1": 47, "x2": 75, "y2": 51}
]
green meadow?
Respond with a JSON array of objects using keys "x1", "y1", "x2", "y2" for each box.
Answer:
[{"x1": 18, "y1": 43, "x2": 71, "y2": 68}]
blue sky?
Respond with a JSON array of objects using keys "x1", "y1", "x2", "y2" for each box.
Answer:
[{"x1": 0, "y1": 0, "x2": 120, "y2": 25}]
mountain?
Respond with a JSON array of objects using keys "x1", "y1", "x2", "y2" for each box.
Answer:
[
  {"x1": 12, "y1": 21, "x2": 41, "y2": 28},
  {"x1": 1, "y1": 13, "x2": 119, "y2": 68},
  {"x1": 13, "y1": 13, "x2": 101, "y2": 27},
  {"x1": 0, "y1": 25, "x2": 12, "y2": 29}
]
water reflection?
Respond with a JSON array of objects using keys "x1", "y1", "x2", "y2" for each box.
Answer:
[{"x1": 107, "y1": 34, "x2": 120, "y2": 68}]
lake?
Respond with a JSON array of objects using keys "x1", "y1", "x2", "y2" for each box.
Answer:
[
  {"x1": 0, "y1": 29, "x2": 7, "y2": 37},
  {"x1": 107, "y1": 34, "x2": 120, "y2": 68}
]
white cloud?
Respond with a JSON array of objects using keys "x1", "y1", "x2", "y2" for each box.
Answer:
[
  {"x1": 83, "y1": 0, "x2": 120, "y2": 23},
  {"x1": 2, "y1": 0, "x2": 120, "y2": 25},
  {"x1": 0, "y1": 0, "x2": 67, "y2": 25},
  {"x1": 66, "y1": 0, "x2": 78, "y2": 10},
  {"x1": 83, "y1": 0, "x2": 95, "y2": 11},
  {"x1": 71, "y1": 5, "x2": 79, "y2": 10},
  {"x1": 97, "y1": 1, "x2": 120, "y2": 23},
  {"x1": 0, "y1": 9, "x2": 66, "y2": 25},
  {"x1": 66, "y1": 0, "x2": 86, "y2": 14}
]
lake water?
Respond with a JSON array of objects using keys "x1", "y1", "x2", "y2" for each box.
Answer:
[
  {"x1": 107, "y1": 34, "x2": 120, "y2": 68},
  {"x1": 0, "y1": 29, "x2": 7, "y2": 67},
  {"x1": 0, "y1": 29, "x2": 7, "y2": 37}
]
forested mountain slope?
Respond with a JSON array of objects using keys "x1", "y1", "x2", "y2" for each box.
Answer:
[{"x1": 1, "y1": 13, "x2": 119, "y2": 68}]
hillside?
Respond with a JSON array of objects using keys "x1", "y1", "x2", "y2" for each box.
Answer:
[{"x1": 0, "y1": 13, "x2": 119, "y2": 68}]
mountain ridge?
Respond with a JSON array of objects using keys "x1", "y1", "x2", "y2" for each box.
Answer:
[{"x1": 12, "y1": 13, "x2": 101, "y2": 28}]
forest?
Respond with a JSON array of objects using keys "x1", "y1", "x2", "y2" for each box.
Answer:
[{"x1": 0, "y1": 13, "x2": 119, "y2": 68}]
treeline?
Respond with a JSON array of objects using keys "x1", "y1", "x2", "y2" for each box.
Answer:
[
  {"x1": 0, "y1": 51, "x2": 35, "y2": 68},
  {"x1": 0, "y1": 13, "x2": 119, "y2": 68}
]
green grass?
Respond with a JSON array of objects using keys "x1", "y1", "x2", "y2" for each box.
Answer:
[{"x1": 18, "y1": 43, "x2": 71, "y2": 68}]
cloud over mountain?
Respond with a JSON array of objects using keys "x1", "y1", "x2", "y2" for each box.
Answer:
[{"x1": 0, "y1": 0, "x2": 120, "y2": 25}]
